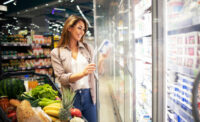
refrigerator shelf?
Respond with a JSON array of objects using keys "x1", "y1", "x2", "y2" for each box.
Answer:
[
  {"x1": 135, "y1": 34, "x2": 152, "y2": 40},
  {"x1": 168, "y1": 98, "x2": 194, "y2": 122},
  {"x1": 167, "y1": 67, "x2": 196, "y2": 79},
  {"x1": 168, "y1": 24, "x2": 200, "y2": 35}
]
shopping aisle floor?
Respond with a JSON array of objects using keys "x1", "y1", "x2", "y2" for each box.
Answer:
[{"x1": 99, "y1": 77, "x2": 116, "y2": 122}]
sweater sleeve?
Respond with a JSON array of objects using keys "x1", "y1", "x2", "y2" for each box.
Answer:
[
  {"x1": 51, "y1": 48, "x2": 72, "y2": 86},
  {"x1": 87, "y1": 43, "x2": 95, "y2": 63}
]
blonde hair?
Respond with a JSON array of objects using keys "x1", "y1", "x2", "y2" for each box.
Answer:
[{"x1": 57, "y1": 15, "x2": 88, "y2": 48}]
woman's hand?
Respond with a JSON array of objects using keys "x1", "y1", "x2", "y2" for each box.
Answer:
[
  {"x1": 69, "y1": 63, "x2": 96, "y2": 83},
  {"x1": 82, "y1": 63, "x2": 96, "y2": 76}
]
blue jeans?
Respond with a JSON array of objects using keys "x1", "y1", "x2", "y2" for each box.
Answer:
[{"x1": 73, "y1": 89, "x2": 97, "y2": 122}]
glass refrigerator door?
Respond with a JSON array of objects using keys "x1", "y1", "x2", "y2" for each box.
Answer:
[
  {"x1": 94, "y1": 0, "x2": 134, "y2": 122},
  {"x1": 133, "y1": 0, "x2": 152, "y2": 121},
  {"x1": 166, "y1": 0, "x2": 200, "y2": 121}
]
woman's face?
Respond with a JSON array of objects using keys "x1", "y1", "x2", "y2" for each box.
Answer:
[{"x1": 69, "y1": 20, "x2": 85, "y2": 42}]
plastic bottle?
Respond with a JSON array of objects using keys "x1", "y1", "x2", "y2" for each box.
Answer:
[
  {"x1": 24, "y1": 75, "x2": 29, "y2": 92},
  {"x1": 99, "y1": 39, "x2": 113, "y2": 55}
]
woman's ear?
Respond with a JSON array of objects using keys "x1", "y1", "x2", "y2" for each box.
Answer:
[{"x1": 68, "y1": 27, "x2": 72, "y2": 32}]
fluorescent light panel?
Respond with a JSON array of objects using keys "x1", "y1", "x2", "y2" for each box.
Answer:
[
  {"x1": 3, "y1": 0, "x2": 14, "y2": 5},
  {"x1": 76, "y1": 5, "x2": 91, "y2": 27},
  {"x1": 0, "y1": 5, "x2": 7, "y2": 11}
]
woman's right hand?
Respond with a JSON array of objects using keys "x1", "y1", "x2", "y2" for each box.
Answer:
[{"x1": 82, "y1": 63, "x2": 96, "y2": 76}]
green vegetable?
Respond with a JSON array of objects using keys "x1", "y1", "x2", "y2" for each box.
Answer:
[
  {"x1": 38, "y1": 98, "x2": 61, "y2": 107},
  {"x1": 31, "y1": 84, "x2": 58, "y2": 100},
  {"x1": 17, "y1": 93, "x2": 39, "y2": 107},
  {"x1": 0, "y1": 78, "x2": 25, "y2": 98}
]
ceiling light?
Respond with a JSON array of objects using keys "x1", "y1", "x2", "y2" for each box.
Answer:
[
  {"x1": 3, "y1": 0, "x2": 14, "y2": 5},
  {"x1": 58, "y1": 0, "x2": 62, "y2": 2},
  {"x1": 34, "y1": 7, "x2": 38, "y2": 9},
  {"x1": 54, "y1": 8, "x2": 65, "y2": 11},
  {"x1": 17, "y1": 12, "x2": 20, "y2": 14},
  {"x1": 25, "y1": 9, "x2": 28, "y2": 12},
  {"x1": 76, "y1": 5, "x2": 91, "y2": 27},
  {"x1": 0, "y1": 5, "x2": 7, "y2": 11},
  {"x1": 70, "y1": 0, "x2": 74, "y2": 2},
  {"x1": 13, "y1": 1, "x2": 16, "y2": 5},
  {"x1": 45, "y1": 4, "x2": 48, "y2": 6}
]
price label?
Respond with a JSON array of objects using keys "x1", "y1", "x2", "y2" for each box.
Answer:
[
  {"x1": 14, "y1": 44, "x2": 17, "y2": 46},
  {"x1": 28, "y1": 56, "x2": 32, "y2": 58},
  {"x1": 21, "y1": 56, "x2": 25, "y2": 59},
  {"x1": 27, "y1": 67, "x2": 31, "y2": 69},
  {"x1": 13, "y1": 56, "x2": 17, "y2": 59}
]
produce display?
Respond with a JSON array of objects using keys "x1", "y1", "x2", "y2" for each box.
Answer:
[{"x1": 0, "y1": 75, "x2": 86, "y2": 122}]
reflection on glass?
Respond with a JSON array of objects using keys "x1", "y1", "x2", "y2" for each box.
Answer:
[{"x1": 95, "y1": 0, "x2": 133, "y2": 122}]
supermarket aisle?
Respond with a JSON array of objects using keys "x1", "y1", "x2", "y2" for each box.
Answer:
[{"x1": 99, "y1": 77, "x2": 116, "y2": 122}]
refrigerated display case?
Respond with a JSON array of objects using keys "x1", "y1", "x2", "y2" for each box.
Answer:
[
  {"x1": 165, "y1": 0, "x2": 200, "y2": 121},
  {"x1": 134, "y1": 0, "x2": 152, "y2": 121},
  {"x1": 94, "y1": 0, "x2": 200, "y2": 122}
]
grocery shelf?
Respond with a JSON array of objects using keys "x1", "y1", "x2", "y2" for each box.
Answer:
[
  {"x1": 2, "y1": 65, "x2": 52, "y2": 72},
  {"x1": 1, "y1": 55, "x2": 51, "y2": 60},
  {"x1": 0, "y1": 43, "x2": 51, "y2": 47},
  {"x1": 168, "y1": 24, "x2": 200, "y2": 35}
]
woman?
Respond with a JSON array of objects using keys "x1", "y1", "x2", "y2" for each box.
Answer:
[{"x1": 51, "y1": 15, "x2": 103, "y2": 122}]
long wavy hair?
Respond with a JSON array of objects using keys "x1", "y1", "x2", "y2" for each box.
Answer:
[{"x1": 57, "y1": 15, "x2": 88, "y2": 48}]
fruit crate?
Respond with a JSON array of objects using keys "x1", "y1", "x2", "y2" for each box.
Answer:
[{"x1": 0, "y1": 71, "x2": 61, "y2": 97}]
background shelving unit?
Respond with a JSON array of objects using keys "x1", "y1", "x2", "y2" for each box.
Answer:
[{"x1": 0, "y1": 34, "x2": 54, "y2": 80}]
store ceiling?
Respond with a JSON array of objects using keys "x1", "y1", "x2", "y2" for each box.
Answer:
[
  {"x1": 0, "y1": 0, "x2": 94, "y2": 34},
  {"x1": 0, "y1": 0, "x2": 93, "y2": 17}
]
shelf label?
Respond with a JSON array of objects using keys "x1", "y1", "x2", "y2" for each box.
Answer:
[
  {"x1": 21, "y1": 56, "x2": 25, "y2": 59},
  {"x1": 13, "y1": 56, "x2": 17, "y2": 59},
  {"x1": 28, "y1": 56, "x2": 32, "y2": 58},
  {"x1": 13, "y1": 44, "x2": 17, "y2": 46}
]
